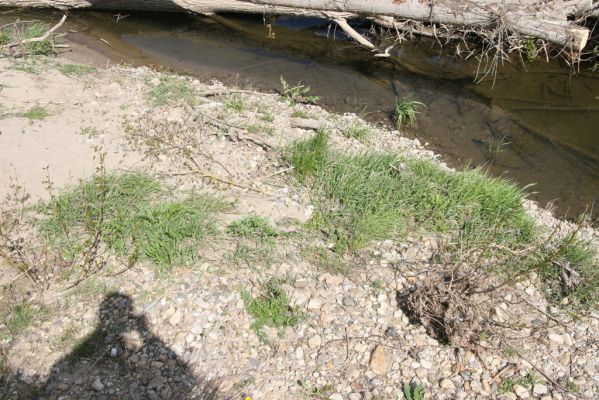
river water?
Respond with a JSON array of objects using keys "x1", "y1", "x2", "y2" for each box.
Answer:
[{"x1": 2, "y1": 10, "x2": 598, "y2": 219}]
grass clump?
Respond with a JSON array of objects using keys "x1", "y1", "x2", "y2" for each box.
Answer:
[
  {"x1": 342, "y1": 121, "x2": 372, "y2": 141},
  {"x1": 223, "y1": 98, "x2": 246, "y2": 113},
  {"x1": 241, "y1": 277, "x2": 302, "y2": 342},
  {"x1": 38, "y1": 171, "x2": 226, "y2": 274},
  {"x1": 535, "y1": 232, "x2": 599, "y2": 308},
  {"x1": 55, "y1": 63, "x2": 96, "y2": 77},
  {"x1": 22, "y1": 23, "x2": 57, "y2": 56},
  {"x1": 149, "y1": 76, "x2": 196, "y2": 106},
  {"x1": 393, "y1": 98, "x2": 425, "y2": 129},
  {"x1": 227, "y1": 215, "x2": 279, "y2": 268},
  {"x1": 286, "y1": 131, "x2": 534, "y2": 253},
  {"x1": 2, "y1": 302, "x2": 39, "y2": 339},
  {"x1": 20, "y1": 106, "x2": 50, "y2": 120}
]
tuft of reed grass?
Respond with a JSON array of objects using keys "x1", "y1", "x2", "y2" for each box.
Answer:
[{"x1": 394, "y1": 98, "x2": 425, "y2": 129}]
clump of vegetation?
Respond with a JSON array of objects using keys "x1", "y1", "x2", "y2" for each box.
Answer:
[
  {"x1": 1, "y1": 302, "x2": 40, "y2": 339},
  {"x1": 149, "y1": 76, "x2": 196, "y2": 106},
  {"x1": 78, "y1": 127, "x2": 101, "y2": 138},
  {"x1": 224, "y1": 97, "x2": 246, "y2": 113},
  {"x1": 279, "y1": 76, "x2": 319, "y2": 105},
  {"x1": 342, "y1": 121, "x2": 372, "y2": 141},
  {"x1": 291, "y1": 110, "x2": 309, "y2": 119},
  {"x1": 523, "y1": 38, "x2": 539, "y2": 63},
  {"x1": 1, "y1": 22, "x2": 59, "y2": 56},
  {"x1": 403, "y1": 383, "x2": 425, "y2": 400},
  {"x1": 302, "y1": 245, "x2": 348, "y2": 275},
  {"x1": 241, "y1": 277, "x2": 302, "y2": 342},
  {"x1": 227, "y1": 215, "x2": 279, "y2": 268},
  {"x1": 286, "y1": 130, "x2": 534, "y2": 253},
  {"x1": 20, "y1": 106, "x2": 50, "y2": 120},
  {"x1": 55, "y1": 63, "x2": 97, "y2": 77},
  {"x1": 38, "y1": 171, "x2": 226, "y2": 274},
  {"x1": 393, "y1": 98, "x2": 425, "y2": 129}
]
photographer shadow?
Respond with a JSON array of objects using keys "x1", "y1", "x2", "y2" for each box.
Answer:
[{"x1": 38, "y1": 292, "x2": 224, "y2": 400}]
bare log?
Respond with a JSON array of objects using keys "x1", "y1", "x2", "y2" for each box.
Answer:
[{"x1": 0, "y1": 0, "x2": 593, "y2": 50}]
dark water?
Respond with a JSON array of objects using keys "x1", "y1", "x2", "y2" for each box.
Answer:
[{"x1": 2, "y1": 10, "x2": 598, "y2": 219}]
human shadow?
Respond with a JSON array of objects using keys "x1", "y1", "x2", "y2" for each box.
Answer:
[{"x1": 6, "y1": 292, "x2": 227, "y2": 400}]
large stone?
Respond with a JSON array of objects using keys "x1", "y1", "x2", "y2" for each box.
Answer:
[
  {"x1": 513, "y1": 384, "x2": 530, "y2": 398},
  {"x1": 532, "y1": 383, "x2": 548, "y2": 396},
  {"x1": 369, "y1": 345, "x2": 388, "y2": 375}
]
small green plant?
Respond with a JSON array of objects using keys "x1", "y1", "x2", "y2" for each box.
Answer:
[
  {"x1": 0, "y1": 29, "x2": 10, "y2": 46},
  {"x1": 524, "y1": 38, "x2": 539, "y2": 63},
  {"x1": 227, "y1": 215, "x2": 279, "y2": 268},
  {"x1": 261, "y1": 112, "x2": 274, "y2": 123},
  {"x1": 23, "y1": 23, "x2": 57, "y2": 55},
  {"x1": 20, "y1": 106, "x2": 50, "y2": 120},
  {"x1": 241, "y1": 278, "x2": 302, "y2": 342},
  {"x1": 284, "y1": 128, "x2": 329, "y2": 183},
  {"x1": 393, "y1": 98, "x2": 425, "y2": 129},
  {"x1": 342, "y1": 121, "x2": 372, "y2": 141},
  {"x1": 302, "y1": 246, "x2": 348, "y2": 275},
  {"x1": 55, "y1": 63, "x2": 97, "y2": 77},
  {"x1": 78, "y1": 127, "x2": 101, "y2": 138},
  {"x1": 291, "y1": 110, "x2": 309, "y2": 119},
  {"x1": 227, "y1": 215, "x2": 278, "y2": 243},
  {"x1": 403, "y1": 383, "x2": 425, "y2": 400},
  {"x1": 149, "y1": 76, "x2": 196, "y2": 106},
  {"x1": 279, "y1": 76, "x2": 319, "y2": 104},
  {"x1": 2, "y1": 302, "x2": 39, "y2": 339},
  {"x1": 12, "y1": 61, "x2": 39, "y2": 74},
  {"x1": 300, "y1": 382, "x2": 334, "y2": 399},
  {"x1": 224, "y1": 97, "x2": 246, "y2": 113},
  {"x1": 498, "y1": 377, "x2": 515, "y2": 394}
]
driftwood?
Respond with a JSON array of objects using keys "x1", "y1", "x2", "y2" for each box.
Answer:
[{"x1": 0, "y1": 0, "x2": 596, "y2": 51}]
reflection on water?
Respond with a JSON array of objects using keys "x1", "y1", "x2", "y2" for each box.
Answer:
[{"x1": 1, "y1": 10, "x2": 597, "y2": 219}]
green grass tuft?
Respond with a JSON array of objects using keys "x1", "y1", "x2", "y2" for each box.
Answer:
[
  {"x1": 20, "y1": 106, "x2": 50, "y2": 120},
  {"x1": 227, "y1": 215, "x2": 279, "y2": 268},
  {"x1": 286, "y1": 132, "x2": 534, "y2": 252},
  {"x1": 135, "y1": 196, "x2": 226, "y2": 272},
  {"x1": 23, "y1": 23, "x2": 57, "y2": 56},
  {"x1": 284, "y1": 128, "x2": 329, "y2": 183},
  {"x1": 241, "y1": 278, "x2": 302, "y2": 342},
  {"x1": 149, "y1": 76, "x2": 196, "y2": 106},
  {"x1": 2, "y1": 302, "x2": 39, "y2": 339},
  {"x1": 227, "y1": 215, "x2": 278, "y2": 242},
  {"x1": 55, "y1": 63, "x2": 97, "y2": 77},
  {"x1": 37, "y1": 171, "x2": 226, "y2": 273},
  {"x1": 223, "y1": 98, "x2": 246, "y2": 113},
  {"x1": 342, "y1": 121, "x2": 372, "y2": 141},
  {"x1": 394, "y1": 98, "x2": 425, "y2": 129}
]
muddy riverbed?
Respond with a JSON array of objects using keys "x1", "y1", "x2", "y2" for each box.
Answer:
[{"x1": 2, "y1": 9, "x2": 598, "y2": 219}]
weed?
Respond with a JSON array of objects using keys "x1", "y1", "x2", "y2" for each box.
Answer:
[
  {"x1": 403, "y1": 383, "x2": 425, "y2": 400},
  {"x1": 533, "y1": 229, "x2": 599, "y2": 308},
  {"x1": 524, "y1": 38, "x2": 539, "y2": 63},
  {"x1": 286, "y1": 132, "x2": 534, "y2": 253},
  {"x1": 78, "y1": 127, "x2": 101, "y2": 138},
  {"x1": 291, "y1": 110, "x2": 309, "y2": 119},
  {"x1": 22, "y1": 23, "x2": 57, "y2": 56},
  {"x1": 134, "y1": 196, "x2": 226, "y2": 272},
  {"x1": 227, "y1": 215, "x2": 278, "y2": 244},
  {"x1": 149, "y1": 76, "x2": 196, "y2": 106},
  {"x1": 261, "y1": 112, "x2": 274, "y2": 123},
  {"x1": 224, "y1": 98, "x2": 246, "y2": 113},
  {"x1": 300, "y1": 382, "x2": 333, "y2": 399},
  {"x1": 55, "y1": 63, "x2": 96, "y2": 77},
  {"x1": 483, "y1": 134, "x2": 511, "y2": 162},
  {"x1": 279, "y1": 76, "x2": 319, "y2": 105},
  {"x1": 2, "y1": 302, "x2": 39, "y2": 338},
  {"x1": 284, "y1": 128, "x2": 329, "y2": 183},
  {"x1": 39, "y1": 171, "x2": 226, "y2": 273},
  {"x1": 227, "y1": 215, "x2": 279, "y2": 268},
  {"x1": 246, "y1": 124, "x2": 273, "y2": 135},
  {"x1": 342, "y1": 121, "x2": 372, "y2": 141},
  {"x1": 20, "y1": 106, "x2": 50, "y2": 120},
  {"x1": 51, "y1": 324, "x2": 82, "y2": 352},
  {"x1": 302, "y1": 245, "x2": 348, "y2": 275},
  {"x1": 241, "y1": 278, "x2": 302, "y2": 342},
  {"x1": 12, "y1": 61, "x2": 39, "y2": 74},
  {"x1": 498, "y1": 377, "x2": 515, "y2": 394},
  {"x1": 393, "y1": 98, "x2": 425, "y2": 129},
  {"x1": 0, "y1": 29, "x2": 10, "y2": 46}
]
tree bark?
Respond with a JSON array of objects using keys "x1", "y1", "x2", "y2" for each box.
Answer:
[{"x1": 0, "y1": 0, "x2": 593, "y2": 51}]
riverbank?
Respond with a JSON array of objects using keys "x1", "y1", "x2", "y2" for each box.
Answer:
[{"x1": 1, "y1": 56, "x2": 599, "y2": 400}]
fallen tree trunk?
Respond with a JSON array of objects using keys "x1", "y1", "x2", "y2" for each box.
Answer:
[{"x1": 0, "y1": 0, "x2": 594, "y2": 51}]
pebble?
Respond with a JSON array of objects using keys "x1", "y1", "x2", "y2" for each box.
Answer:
[
  {"x1": 369, "y1": 345, "x2": 387, "y2": 375},
  {"x1": 548, "y1": 333, "x2": 563, "y2": 344},
  {"x1": 91, "y1": 377, "x2": 104, "y2": 392},
  {"x1": 513, "y1": 384, "x2": 530, "y2": 398},
  {"x1": 342, "y1": 295, "x2": 355, "y2": 307},
  {"x1": 533, "y1": 383, "x2": 548, "y2": 396}
]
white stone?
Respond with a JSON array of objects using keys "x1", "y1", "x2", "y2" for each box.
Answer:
[
  {"x1": 91, "y1": 378, "x2": 104, "y2": 392},
  {"x1": 513, "y1": 384, "x2": 530, "y2": 398},
  {"x1": 533, "y1": 383, "x2": 549, "y2": 396}
]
